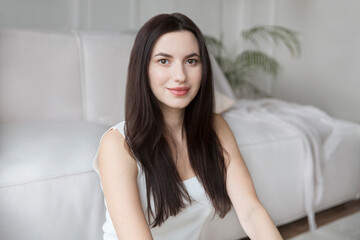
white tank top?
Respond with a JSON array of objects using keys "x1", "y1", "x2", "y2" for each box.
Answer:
[{"x1": 92, "y1": 121, "x2": 215, "y2": 240}]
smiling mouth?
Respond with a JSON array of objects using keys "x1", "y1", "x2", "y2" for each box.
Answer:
[{"x1": 167, "y1": 87, "x2": 190, "y2": 96}]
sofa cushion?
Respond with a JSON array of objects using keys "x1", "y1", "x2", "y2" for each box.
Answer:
[
  {"x1": 74, "y1": 31, "x2": 136, "y2": 125},
  {"x1": 223, "y1": 98, "x2": 360, "y2": 230},
  {"x1": 0, "y1": 121, "x2": 110, "y2": 187},
  {"x1": 0, "y1": 29, "x2": 83, "y2": 122}
]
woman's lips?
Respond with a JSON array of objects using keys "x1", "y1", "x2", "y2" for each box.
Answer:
[{"x1": 168, "y1": 87, "x2": 190, "y2": 96}]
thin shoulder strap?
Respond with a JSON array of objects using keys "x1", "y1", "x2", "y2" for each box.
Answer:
[
  {"x1": 112, "y1": 121, "x2": 126, "y2": 137},
  {"x1": 92, "y1": 121, "x2": 126, "y2": 176}
]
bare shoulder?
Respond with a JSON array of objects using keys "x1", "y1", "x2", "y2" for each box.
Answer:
[
  {"x1": 213, "y1": 113, "x2": 240, "y2": 165},
  {"x1": 213, "y1": 113, "x2": 234, "y2": 143},
  {"x1": 98, "y1": 128, "x2": 138, "y2": 180},
  {"x1": 213, "y1": 113, "x2": 228, "y2": 128},
  {"x1": 97, "y1": 129, "x2": 153, "y2": 238}
]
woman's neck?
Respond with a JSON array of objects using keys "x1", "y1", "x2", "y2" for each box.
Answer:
[{"x1": 161, "y1": 107, "x2": 186, "y2": 143}]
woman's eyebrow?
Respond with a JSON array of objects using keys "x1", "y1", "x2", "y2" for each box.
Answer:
[{"x1": 154, "y1": 52, "x2": 200, "y2": 58}]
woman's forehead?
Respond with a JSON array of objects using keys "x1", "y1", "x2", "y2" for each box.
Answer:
[{"x1": 151, "y1": 31, "x2": 200, "y2": 56}]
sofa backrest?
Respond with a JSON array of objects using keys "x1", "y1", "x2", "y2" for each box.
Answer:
[
  {"x1": 0, "y1": 29, "x2": 236, "y2": 125},
  {"x1": 0, "y1": 29, "x2": 139, "y2": 125},
  {"x1": 0, "y1": 29, "x2": 83, "y2": 122},
  {"x1": 75, "y1": 31, "x2": 135, "y2": 126}
]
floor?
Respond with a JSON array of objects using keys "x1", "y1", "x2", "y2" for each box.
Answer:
[
  {"x1": 288, "y1": 211, "x2": 360, "y2": 240},
  {"x1": 240, "y1": 199, "x2": 360, "y2": 240}
]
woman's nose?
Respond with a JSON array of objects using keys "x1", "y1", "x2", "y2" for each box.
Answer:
[{"x1": 172, "y1": 62, "x2": 186, "y2": 82}]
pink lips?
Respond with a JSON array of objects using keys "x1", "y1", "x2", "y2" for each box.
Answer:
[{"x1": 168, "y1": 87, "x2": 190, "y2": 96}]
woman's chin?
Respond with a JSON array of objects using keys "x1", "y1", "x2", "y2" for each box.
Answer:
[{"x1": 159, "y1": 102, "x2": 191, "y2": 112}]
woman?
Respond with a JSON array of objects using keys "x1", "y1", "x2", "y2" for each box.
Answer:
[{"x1": 94, "y1": 13, "x2": 283, "y2": 240}]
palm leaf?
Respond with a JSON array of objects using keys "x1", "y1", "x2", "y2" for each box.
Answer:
[
  {"x1": 205, "y1": 25, "x2": 301, "y2": 98},
  {"x1": 204, "y1": 35, "x2": 225, "y2": 58},
  {"x1": 242, "y1": 25, "x2": 301, "y2": 57},
  {"x1": 235, "y1": 50, "x2": 279, "y2": 77}
]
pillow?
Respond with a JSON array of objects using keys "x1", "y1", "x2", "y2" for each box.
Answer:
[
  {"x1": 215, "y1": 91, "x2": 235, "y2": 114},
  {"x1": 210, "y1": 53, "x2": 236, "y2": 100}
]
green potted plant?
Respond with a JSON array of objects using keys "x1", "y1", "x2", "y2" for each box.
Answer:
[{"x1": 205, "y1": 25, "x2": 301, "y2": 98}]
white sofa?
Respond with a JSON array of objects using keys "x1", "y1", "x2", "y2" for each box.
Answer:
[{"x1": 0, "y1": 29, "x2": 359, "y2": 240}]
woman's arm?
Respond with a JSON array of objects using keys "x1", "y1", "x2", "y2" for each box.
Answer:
[
  {"x1": 214, "y1": 114, "x2": 283, "y2": 240},
  {"x1": 98, "y1": 129, "x2": 153, "y2": 240}
]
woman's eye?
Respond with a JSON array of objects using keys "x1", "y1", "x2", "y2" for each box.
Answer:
[
  {"x1": 158, "y1": 59, "x2": 169, "y2": 65},
  {"x1": 186, "y1": 59, "x2": 197, "y2": 65}
]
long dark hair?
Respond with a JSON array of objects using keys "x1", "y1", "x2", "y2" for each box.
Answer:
[{"x1": 125, "y1": 13, "x2": 231, "y2": 227}]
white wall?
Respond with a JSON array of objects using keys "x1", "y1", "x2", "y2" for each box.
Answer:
[
  {"x1": 1, "y1": 0, "x2": 359, "y2": 122},
  {"x1": 270, "y1": 0, "x2": 360, "y2": 122},
  {"x1": 0, "y1": 0, "x2": 237, "y2": 39},
  {"x1": 232, "y1": 0, "x2": 360, "y2": 122},
  {"x1": 0, "y1": 0, "x2": 77, "y2": 30}
]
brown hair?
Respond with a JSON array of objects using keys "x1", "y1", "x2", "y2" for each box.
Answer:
[{"x1": 125, "y1": 13, "x2": 231, "y2": 227}]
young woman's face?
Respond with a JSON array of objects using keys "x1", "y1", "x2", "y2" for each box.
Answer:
[{"x1": 148, "y1": 30, "x2": 202, "y2": 112}]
